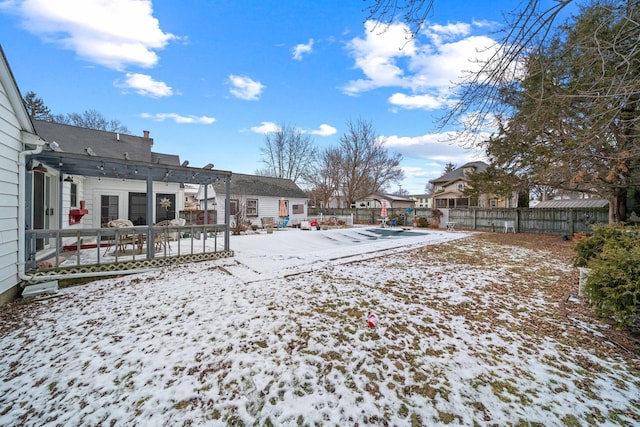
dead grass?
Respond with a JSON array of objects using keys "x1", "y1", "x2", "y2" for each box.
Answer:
[{"x1": 468, "y1": 232, "x2": 640, "y2": 358}]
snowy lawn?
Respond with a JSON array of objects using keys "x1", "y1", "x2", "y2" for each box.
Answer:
[{"x1": 1, "y1": 228, "x2": 639, "y2": 426}]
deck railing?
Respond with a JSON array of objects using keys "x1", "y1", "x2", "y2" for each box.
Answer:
[{"x1": 24, "y1": 224, "x2": 233, "y2": 280}]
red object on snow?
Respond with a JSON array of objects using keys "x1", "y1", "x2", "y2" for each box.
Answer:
[
  {"x1": 367, "y1": 312, "x2": 378, "y2": 328},
  {"x1": 310, "y1": 219, "x2": 318, "y2": 227}
]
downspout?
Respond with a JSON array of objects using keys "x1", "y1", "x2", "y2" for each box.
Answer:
[{"x1": 18, "y1": 131, "x2": 45, "y2": 282}]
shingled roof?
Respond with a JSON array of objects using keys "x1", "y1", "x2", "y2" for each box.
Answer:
[
  {"x1": 30, "y1": 120, "x2": 230, "y2": 185},
  {"x1": 429, "y1": 161, "x2": 488, "y2": 184},
  {"x1": 33, "y1": 120, "x2": 179, "y2": 166},
  {"x1": 214, "y1": 173, "x2": 307, "y2": 198},
  {"x1": 533, "y1": 199, "x2": 609, "y2": 209}
]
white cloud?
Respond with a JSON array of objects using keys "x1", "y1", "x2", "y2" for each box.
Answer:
[
  {"x1": 342, "y1": 20, "x2": 415, "y2": 96},
  {"x1": 388, "y1": 93, "x2": 445, "y2": 110},
  {"x1": 310, "y1": 124, "x2": 337, "y2": 136},
  {"x1": 425, "y1": 22, "x2": 472, "y2": 46},
  {"x1": 250, "y1": 121, "x2": 280, "y2": 134},
  {"x1": 229, "y1": 74, "x2": 265, "y2": 100},
  {"x1": 342, "y1": 19, "x2": 502, "y2": 110},
  {"x1": 292, "y1": 38, "x2": 314, "y2": 60},
  {"x1": 118, "y1": 73, "x2": 173, "y2": 97},
  {"x1": 384, "y1": 131, "x2": 486, "y2": 164},
  {"x1": 140, "y1": 113, "x2": 216, "y2": 124},
  {"x1": 2, "y1": 0, "x2": 176, "y2": 70}
]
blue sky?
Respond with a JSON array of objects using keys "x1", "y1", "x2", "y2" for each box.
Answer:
[{"x1": 1, "y1": 0, "x2": 528, "y2": 194}]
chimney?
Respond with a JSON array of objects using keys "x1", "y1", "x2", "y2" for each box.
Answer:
[{"x1": 143, "y1": 130, "x2": 150, "y2": 138}]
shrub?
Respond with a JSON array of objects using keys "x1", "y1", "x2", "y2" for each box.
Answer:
[
  {"x1": 416, "y1": 217, "x2": 430, "y2": 228},
  {"x1": 430, "y1": 208, "x2": 444, "y2": 229},
  {"x1": 431, "y1": 208, "x2": 443, "y2": 221},
  {"x1": 388, "y1": 214, "x2": 402, "y2": 226},
  {"x1": 573, "y1": 224, "x2": 640, "y2": 330},
  {"x1": 573, "y1": 224, "x2": 629, "y2": 267}
]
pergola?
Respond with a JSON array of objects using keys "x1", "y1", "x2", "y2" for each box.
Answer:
[{"x1": 27, "y1": 149, "x2": 233, "y2": 258}]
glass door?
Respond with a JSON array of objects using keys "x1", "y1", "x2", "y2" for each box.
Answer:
[{"x1": 32, "y1": 170, "x2": 56, "y2": 251}]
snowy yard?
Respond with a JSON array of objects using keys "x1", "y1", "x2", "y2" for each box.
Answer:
[{"x1": 1, "y1": 228, "x2": 639, "y2": 426}]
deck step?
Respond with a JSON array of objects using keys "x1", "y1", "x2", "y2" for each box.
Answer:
[{"x1": 22, "y1": 280, "x2": 59, "y2": 297}]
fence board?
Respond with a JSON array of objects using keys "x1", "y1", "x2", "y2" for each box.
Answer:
[{"x1": 309, "y1": 207, "x2": 609, "y2": 235}]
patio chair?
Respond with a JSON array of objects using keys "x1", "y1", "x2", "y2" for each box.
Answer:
[
  {"x1": 504, "y1": 221, "x2": 516, "y2": 233},
  {"x1": 154, "y1": 218, "x2": 186, "y2": 251},
  {"x1": 107, "y1": 219, "x2": 140, "y2": 254},
  {"x1": 261, "y1": 217, "x2": 275, "y2": 229}
]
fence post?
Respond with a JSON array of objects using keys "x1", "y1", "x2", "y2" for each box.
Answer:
[{"x1": 569, "y1": 209, "x2": 574, "y2": 235}]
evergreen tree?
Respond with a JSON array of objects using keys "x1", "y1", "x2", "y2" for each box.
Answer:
[{"x1": 23, "y1": 91, "x2": 51, "y2": 120}]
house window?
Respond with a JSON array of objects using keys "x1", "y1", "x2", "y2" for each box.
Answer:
[
  {"x1": 100, "y1": 195, "x2": 119, "y2": 227},
  {"x1": 230, "y1": 199, "x2": 239, "y2": 216},
  {"x1": 292, "y1": 203, "x2": 304, "y2": 214},
  {"x1": 246, "y1": 199, "x2": 258, "y2": 217},
  {"x1": 490, "y1": 199, "x2": 497, "y2": 208},
  {"x1": 128, "y1": 192, "x2": 147, "y2": 225},
  {"x1": 156, "y1": 193, "x2": 176, "y2": 222},
  {"x1": 436, "y1": 185, "x2": 444, "y2": 193},
  {"x1": 70, "y1": 182, "x2": 78, "y2": 207},
  {"x1": 457, "y1": 183, "x2": 464, "y2": 191}
]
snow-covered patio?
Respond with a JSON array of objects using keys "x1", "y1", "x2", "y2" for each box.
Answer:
[{"x1": 1, "y1": 228, "x2": 638, "y2": 426}]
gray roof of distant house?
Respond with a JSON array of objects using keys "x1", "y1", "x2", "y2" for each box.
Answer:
[
  {"x1": 214, "y1": 173, "x2": 307, "y2": 198},
  {"x1": 378, "y1": 193, "x2": 414, "y2": 202},
  {"x1": 533, "y1": 199, "x2": 609, "y2": 209},
  {"x1": 429, "y1": 161, "x2": 488, "y2": 184}
]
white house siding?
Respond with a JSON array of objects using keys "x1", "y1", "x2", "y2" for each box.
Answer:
[
  {"x1": 0, "y1": 72, "x2": 26, "y2": 302},
  {"x1": 215, "y1": 195, "x2": 307, "y2": 227},
  {"x1": 82, "y1": 177, "x2": 184, "y2": 228}
]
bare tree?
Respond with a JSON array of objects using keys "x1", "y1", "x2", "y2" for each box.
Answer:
[
  {"x1": 302, "y1": 147, "x2": 343, "y2": 208},
  {"x1": 337, "y1": 119, "x2": 404, "y2": 205},
  {"x1": 364, "y1": 0, "x2": 575, "y2": 133},
  {"x1": 259, "y1": 123, "x2": 319, "y2": 184},
  {"x1": 52, "y1": 109, "x2": 130, "y2": 133},
  {"x1": 424, "y1": 181, "x2": 434, "y2": 195}
]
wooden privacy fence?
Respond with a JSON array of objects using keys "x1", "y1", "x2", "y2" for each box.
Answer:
[
  {"x1": 308, "y1": 207, "x2": 609, "y2": 235},
  {"x1": 446, "y1": 207, "x2": 609, "y2": 235}
]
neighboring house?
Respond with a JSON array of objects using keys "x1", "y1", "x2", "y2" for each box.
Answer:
[
  {"x1": 211, "y1": 173, "x2": 308, "y2": 227},
  {"x1": 352, "y1": 193, "x2": 416, "y2": 210},
  {"x1": 0, "y1": 46, "x2": 46, "y2": 304},
  {"x1": 326, "y1": 190, "x2": 347, "y2": 209},
  {"x1": 183, "y1": 183, "x2": 199, "y2": 211},
  {"x1": 409, "y1": 194, "x2": 432, "y2": 208},
  {"x1": 430, "y1": 161, "x2": 518, "y2": 208}
]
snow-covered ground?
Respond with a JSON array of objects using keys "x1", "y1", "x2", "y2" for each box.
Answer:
[{"x1": 1, "y1": 227, "x2": 638, "y2": 426}]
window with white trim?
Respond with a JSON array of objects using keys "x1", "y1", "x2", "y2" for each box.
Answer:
[{"x1": 246, "y1": 199, "x2": 258, "y2": 217}]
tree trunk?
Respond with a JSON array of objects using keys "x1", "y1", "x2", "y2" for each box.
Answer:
[{"x1": 608, "y1": 189, "x2": 627, "y2": 223}]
